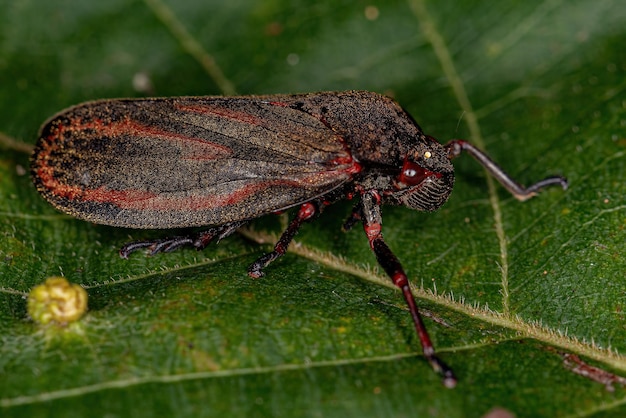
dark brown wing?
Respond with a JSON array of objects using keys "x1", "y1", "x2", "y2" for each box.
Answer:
[{"x1": 31, "y1": 96, "x2": 357, "y2": 229}]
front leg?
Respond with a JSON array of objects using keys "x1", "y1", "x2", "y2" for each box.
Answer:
[{"x1": 360, "y1": 190, "x2": 457, "y2": 388}]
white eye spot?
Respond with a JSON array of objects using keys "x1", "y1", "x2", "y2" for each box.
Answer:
[
  {"x1": 424, "y1": 151, "x2": 432, "y2": 159},
  {"x1": 404, "y1": 168, "x2": 417, "y2": 178}
]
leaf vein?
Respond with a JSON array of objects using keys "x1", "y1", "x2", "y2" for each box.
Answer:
[{"x1": 408, "y1": 0, "x2": 511, "y2": 316}]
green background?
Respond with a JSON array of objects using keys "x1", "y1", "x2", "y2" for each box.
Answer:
[{"x1": 1, "y1": 0, "x2": 625, "y2": 416}]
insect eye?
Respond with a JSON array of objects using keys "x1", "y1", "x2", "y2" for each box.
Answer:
[
  {"x1": 396, "y1": 158, "x2": 442, "y2": 187},
  {"x1": 404, "y1": 168, "x2": 418, "y2": 178},
  {"x1": 397, "y1": 159, "x2": 428, "y2": 187}
]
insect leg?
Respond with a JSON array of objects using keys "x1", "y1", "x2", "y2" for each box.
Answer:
[
  {"x1": 360, "y1": 190, "x2": 457, "y2": 388},
  {"x1": 341, "y1": 203, "x2": 363, "y2": 232},
  {"x1": 119, "y1": 220, "x2": 248, "y2": 258},
  {"x1": 248, "y1": 202, "x2": 318, "y2": 278},
  {"x1": 445, "y1": 139, "x2": 568, "y2": 201}
]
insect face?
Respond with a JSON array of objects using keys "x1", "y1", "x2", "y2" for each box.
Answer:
[{"x1": 388, "y1": 136, "x2": 455, "y2": 212}]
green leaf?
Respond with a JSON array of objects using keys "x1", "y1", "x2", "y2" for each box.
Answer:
[{"x1": 1, "y1": 0, "x2": 625, "y2": 416}]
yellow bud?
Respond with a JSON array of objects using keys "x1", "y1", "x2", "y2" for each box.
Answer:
[{"x1": 28, "y1": 277, "x2": 88, "y2": 326}]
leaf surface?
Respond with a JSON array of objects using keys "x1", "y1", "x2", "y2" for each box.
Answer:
[{"x1": 1, "y1": 0, "x2": 625, "y2": 417}]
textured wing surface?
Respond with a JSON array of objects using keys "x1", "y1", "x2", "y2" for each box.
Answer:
[{"x1": 31, "y1": 97, "x2": 355, "y2": 228}]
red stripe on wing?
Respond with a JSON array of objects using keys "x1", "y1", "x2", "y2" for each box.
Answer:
[
  {"x1": 44, "y1": 115, "x2": 233, "y2": 160},
  {"x1": 42, "y1": 171, "x2": 346, "y2": 211},
  {"x1": 35, "y1": 114, "x2": 237, "y2": 201}
]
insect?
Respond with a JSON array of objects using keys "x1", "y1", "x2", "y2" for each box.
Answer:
[{"x1": 31, "y1": 91, "x2": 567, "y2": 387}]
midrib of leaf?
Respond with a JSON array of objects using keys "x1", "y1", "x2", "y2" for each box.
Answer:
[
  {"x1": 247, "y1": 232, "x2": 626, "y2": 382},
  {"x1": 4, "y1": 233, "x2": 626, "y2": 408},
  {"x1": 407, "y1": 0, "x2": 511, "y2": 316}
]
